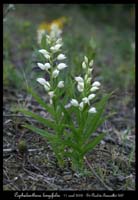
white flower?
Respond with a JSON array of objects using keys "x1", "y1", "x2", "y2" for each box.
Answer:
[
  {"x1": 82, "y1": 97, "x2": 89, "y2": 104},
  {"x1": 89, "y1": 59, "x2": 94, "y2": 67},
  {"x1": 70, "y1": 99, "x2": 79, "y2": 107},
  {"x1": 48, "y1": 91, "x2": 54, "y2": 98},
  {"x1": 88, "y1": 107, "x2": 97, "y2": 113},
  {"x1": 79, "y1": 102, "x2": 84, "y2": 110},
  {"x1": 64, "y1": 103, "x2": 71, "y2": 109},
  {"x1": 57, "y1": 63, "x2": 68, "y2": 70},
  {"x1": 84, "y1": 56, "x2": 88, "y2": 63},
  {"x1": 44, "y1": 63, "x2": 51, "y2": 70},
  {"x1": 82, "y1": 61, "x2": 87, "y2": 69},
  {"x1": 36, "y1": 78, "x2": 47, "y2": 86},
  {"x1": 52, "y1": 69, "x2": 60, "y2": 78},
  {"x1": 90, "y1": 86, "x2": 99, "y2": 92},
  {"x1": 77, "y1": 82, "x2": 84, "y2": 92},
  {"x1": 57, "y1": 54, "x2": 66, "y2": 60},
  {"x1": 37, "y1": 63, "x2": 51, "y2": 71},
  {"x1": 92, "y1": 81, "x2": 101, "y2": 87},
  {"x1": 37, "y1": 63, "x2": 46, "y2": 70},
  {"x1": 38, "y1": 49, "x2": 50, "y2": 59},
  {"x1": 36, "y1": 78, "x2": 50, "y2": 91},
  {"x1": 57, "y1": 81, "x2": 64, "y2": 88},
  {"x1": 88, "y1": 94, "x2": 96, "y2": 100},
  {"x1": 38, "y1": 49, "x2": 49, "y2": 55},
  {"x1": 50, "y1": 44, "x2": 62, "y2": 52},
  {"x1": 75, "y1": 76, "x2": 84, "y2": 83}
]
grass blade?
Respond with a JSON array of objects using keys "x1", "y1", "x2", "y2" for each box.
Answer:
[{"x1": 23, "y1": 124, "x2": 54, "y2": 140}]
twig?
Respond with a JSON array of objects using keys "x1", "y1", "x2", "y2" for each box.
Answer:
[
  {"x1": 84, "y1": 156, "x2": 113, "y2": 191},
  {"x1": 23, "y1": 168, "x2": 57, "y2": 189},
  {"x1": 3, "y1": 148, "x2": 44, "y2": 153},
  {"x1": 3, "y1": 114, "x2": 32, "y2": 118}
]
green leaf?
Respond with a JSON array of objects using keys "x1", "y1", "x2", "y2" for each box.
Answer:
[
  {"x1": 23, "y1": 124, "x2": 54, "y2": 141},
  {"x1": 27, "y1": 87, "x2": 54, "y2": 116},
  {"x1": 82, "y1": 133, "x2": 106, "y2": 156},
  {"x1": 19, "y1": 108, "x2": 56, "y2": 131},
  {"x1": 63, "y1": 136, "x2": 82, "y2": 154},
  {"x1": 61, "y1": 124, "x2": 80, "y2": 141},
  {"x1": 83, "y1": 93, "x2": 111, "y2": 142}
]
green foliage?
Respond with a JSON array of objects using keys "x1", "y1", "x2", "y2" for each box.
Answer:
[
  {"x1": 19, "y1": 87, "x2": 111, "y2": 171},
  {"x1": 3, "y1": 60, "x2": 23, "y2": 89}
]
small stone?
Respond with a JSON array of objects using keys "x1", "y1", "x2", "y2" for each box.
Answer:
[{"x1": 63, "y1": 175, "x2": 72, "y2": 181}]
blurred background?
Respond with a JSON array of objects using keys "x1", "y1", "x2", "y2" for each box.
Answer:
[{"x1": 3, "y1": 4, "x2": 135, "y2": 91}]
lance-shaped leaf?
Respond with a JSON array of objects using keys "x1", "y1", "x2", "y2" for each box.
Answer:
[
  {"x1": 19, "y1": 108, "x2": 57, "y2": 131},
  {"x1": 23, "y1": 124, "x2": 54, "y2": 141},
  {"x1": 83, "y1": 93, "x2": 111, "y2": 142},
  {"x1": 82, "y1": 133, "x2": 106, "y2": 156},
  {"x1": 27, "y1": 87, "x2": 54, "y2": 116}
]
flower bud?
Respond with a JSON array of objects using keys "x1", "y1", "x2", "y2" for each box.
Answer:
[
  {"x1": 38, "y1": 49, "x2": 49, "y2": 55},
  {"x1": 57, "y1": 63, "x2": 68, "y2": 70},
  {"x1": 90, "y1": 86, "x2": 99, "y2": 92},
  {"x1": 44, "y1": 84, "x2": 50, "y2": 91},
  {"x1": 70, "y1": 99, "x2": 79, "y2": 107},
  {"x1": 82, "y1": 61, "x2": 87, "y2": 69},
  {"x1": 89, "y1": 59, "x2": 94, "y2": 67},
  {"x1": 79, "y1": 102, "x2": 84, "y2": 110},
  {"x1": 50, "y1": 44, "x2": 62, "y2": 52},
  {"x1": 84, "y1": 56, "x2": 88, "y2": 63},
  {"x1": 57, "y1": 81, "x2": 64, "y2": 88},
  {"x1": 36, "y1": 78, "x2": 47, "y2": 86},
  {"x1": 88, "y1": 94, "x2": 96, "y2": 100},
  {"x1": 84, "y1": 74, "x2": 88, "y2": 80},
  {"x1": 37, "y1": 63, "x2": 45, "y2": 70},
  {"x1": 57, "y1": 54, "x2": 66, "y2": 60},
  {"x1": 82, "y1": 97, "x2": 89, "y2": 104},
  {"x1": 88, "y1": 68, "x2": 93, "y2": 74},
  {"x1": 88, "y1": 107, "x2": 97, "y2": 113},
  {"x1": 44, "y1": 63, "x2": 51, "y2": 70},
  {"x1": 52, "y1": 69, "x2": 59, "y2": 78},
  {"x1": 48, "y1": 91, "x2": 54, "y2": 98},
  {"x1": 77, "y1": 82, "x2": 84, "y2": 92},
  {"x1": 75, "y1": 76, "x2": 84, "y2": 82},
  {"x1": 92, "y1": 81, "x2": 101, "y2": 87}
]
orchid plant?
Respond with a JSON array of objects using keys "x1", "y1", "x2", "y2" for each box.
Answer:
[{"x1": 20, "y1": 29, "x2": 111, "y2": 172}]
